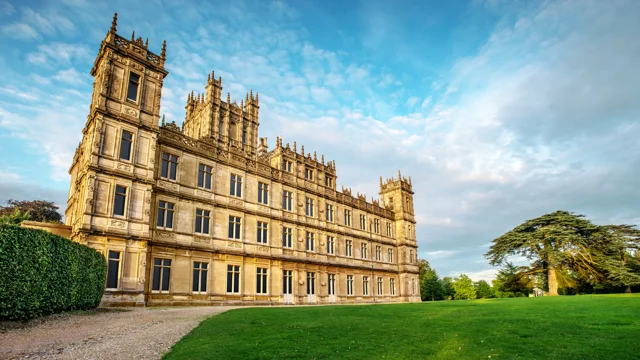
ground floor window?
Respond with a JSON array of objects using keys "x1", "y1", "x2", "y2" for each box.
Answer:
[
  {"x1": 363, "y1": 276, "x2": 369, "y2": 295},
  {"x1": 256, "y1": 267, "x2": 268, "y2": 294},
  {"x1": 227, "y1": 265, "x2": 240, "y2": 293},
  {"x1": 377, "y1": 277, "x2": 383, "y2": 295},
  {"x1": 328, "y1": 274, "x2": 336, "y2": 295},
  {"x1": 390, "y1": 278, "x2": 396, "y2": 295},
  {"x1": 106, "y1": 250, "x2": 121, "y2": 289},
  {"x1": 307, "y1": 272, "x2": 315, "y2": 295},
  {"x1": 283, "y1": 270, "x2": 293, "y2": 294},
  {"x1": 347, "y1": 275, "x2": 353, "y2": 295},
  {"x1": 152, "y1": 258, "x2": 171, "y2": 292},
  {"x1": 192, "y1": 262, "x2": 208, "y2": 293}
]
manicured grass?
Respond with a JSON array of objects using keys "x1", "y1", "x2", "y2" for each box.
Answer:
[{"x1": 164, "y1": 295, "x2": 640, "y2": 360}]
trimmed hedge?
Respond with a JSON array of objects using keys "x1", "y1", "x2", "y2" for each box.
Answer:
[{"x1": 0, "y1": 225, "x2": 106, "y2": 320}]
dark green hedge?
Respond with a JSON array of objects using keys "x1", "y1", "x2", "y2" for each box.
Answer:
[{"x1": 0, "y1": 225, "x2": 106, "y2": 320}]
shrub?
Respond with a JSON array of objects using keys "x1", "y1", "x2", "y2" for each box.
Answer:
[{"x1": 0, "y1": 225, "x2": 106, "y2": 320}]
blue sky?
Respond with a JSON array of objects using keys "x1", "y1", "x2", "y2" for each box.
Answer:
[{"x1": 1, "y1": 0, "x2": 639, "y2": 281}]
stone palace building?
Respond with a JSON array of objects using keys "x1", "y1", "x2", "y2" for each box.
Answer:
[{"x1": 53, "y1": 14, "x2": 420, "y2": 306}]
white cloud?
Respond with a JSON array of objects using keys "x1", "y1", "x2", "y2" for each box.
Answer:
[
  {"x1": 52, "y1": 68, "x2": 85, "y2": 85},
  {"x1": 1, "y1": 23, "x2": 39, "y2": 40},
  {"x1": 0, "y1": 171, "x2": 20, "y2": 182},
  {"x1": 406, "y1": 96, "x2": 420, "y2": 107},
  {"x1": 420, "y1": 96, "x2": 432, "y2": 109}
]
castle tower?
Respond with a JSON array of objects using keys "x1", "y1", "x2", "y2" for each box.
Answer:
[
  {"x1": 379, "y1": 171, "x2": 420, "y2": 300},
  {"x1": 64, "y1": 13, "x2": 168, "y2": 306},
  {"x1": 182, "y1": 75, "x2": 259, "y2": 156}
]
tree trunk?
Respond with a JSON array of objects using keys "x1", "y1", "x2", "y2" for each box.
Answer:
[
  {"x1": 548, "y1": 266, "x2": 559, "y2": 296},
  {"x1": 625, "y1": 286, "x2": 632, "y2": 293}
]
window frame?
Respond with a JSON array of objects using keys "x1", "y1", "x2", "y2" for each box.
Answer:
[
  {"x1": 118, "y1": 129, "x2": 134, "y2": 162},
  {"x1": 377, "y1": 277, "x2": 383, "y2": 296},
  {"x1": 228, "y1": 215, "x2": 242, "y2": 240},
  {"x1": 363, "y1": 276, "x2": 369, "y2": 296},
  {"x1": 192, "y1": 261, "x2": 208, "y2": 294},
  {"x1": 306, "y1": 272, "x2": 316, "y2": 295},
  {"x1": 256, "y1": 267, "x2": 268, "y2": 295},
  {"x1": 305, "y1": 231, "x2": 315, "y2": 252},
  {"x1": 282, "y1": 190, "x2": 293, "y2": 211},
  {"x1": 326, "y1": 236, "x2": 335, "y2": 255},
  {"x1": 106, "y1": 250, "x2": 122, "y2": 290},
  {"x1": 257, "y1": 221, "x2": 268, "y2": 244},
  {"x1": 194, "y1": 208, "x2": 210, "y2": 235},
  {"x1": 325, "y1": 203, "x2": 334, "y2": 222},
  {"x1": 390, "y1": 278, "x2": 396, "y2": 295},
  {"x1": 282, "y1": 226, "x2": 293, "y2": 248},
  {"x1": 126, "y1": 70, "x2": 141, "y2": 103},
  {"x1": 226, "y1": 264, "x2": 241, "y2": 294},
  {"x1": 344, "y1": 210, "x2": 352, "y2": 227},
  {"x1": 346, "y1": 275, "x2": 354, "y2": 295},
  {"x1": 160, "y1": 153, "x2": 179, "y2": 181},
  {"x1": 151, "y1": 258, "x2": 172, "y2": 293},
  {"x1": 258, "y1": 182, "x2": 269, "y2": 205},
  {"x1": 156, "y1": 200, "x2": 175, "y2": 230},
  {"x1": 197, "y1": 163, "x2": 213, "y2": 190},
  {"x1": 305, "y1": 197, "x2": 314, "y2": 217},
  {"x1": 345, "y1": 240, "x2": 353, "y2": 257},
  {"x1": 230, "y1": 173, "x2": 243, "y2": 198},
  {"x1": 113, "y1": 184, "x2": 128, "y2": 217}
]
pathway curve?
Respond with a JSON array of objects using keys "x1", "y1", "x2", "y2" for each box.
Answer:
[{"x1": 0, "y1": 306, "x2": 237, "y2": 360}]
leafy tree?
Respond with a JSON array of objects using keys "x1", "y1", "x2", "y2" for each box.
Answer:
[
  {"x1": 586, "y1": 225, "x2": 640, "y2": 292},
  {"x1": 474, "y1": 280, "x2": 494, "y2": 299},
  {"x1": 0, "y1": 208, "x2": 31, "y2": 225},
  {"x1": 0, "y1": 199, "x2": 62, "y2": 223},
  {"x1": 421, "y1": 268, "x2": 444, "y2": 301},
  {"x1": 493, "y1": 262, "x2": 533, "y2": 297},
  {"x1": 453, "y1": 274, "x2": 476, "y2": 300},
  {"x1": 441, "y1": 276, "x2": 456, "y2": 300},
  {"x1": 485, "y1": 211, "x2": 608, "y2": 296},
  {"x1": 417, "y1": 259, "x2": 431, "y2": 279}
]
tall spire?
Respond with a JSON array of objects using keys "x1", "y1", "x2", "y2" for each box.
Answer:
[
  {"x1": 131, "y1": 30, "x2": 135, "y2": 41},
  {"x1": 110, "y1": 12, "x2": 118, "y2": 33},
  {"x1": 161, "y1": 40, "x2": 167, "y2": 59}
]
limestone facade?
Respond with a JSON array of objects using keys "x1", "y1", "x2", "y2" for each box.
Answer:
[{"x1": 63, "y1": 14, "x2": 420, "y2": 306}]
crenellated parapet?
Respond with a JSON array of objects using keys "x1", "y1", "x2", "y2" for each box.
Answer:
[
  {"x1": 267, "y1": 136, "x2": 337, "y2": 176},
  {"x1": 380, "y1": 170, "x2": 413, "y2": 194}
]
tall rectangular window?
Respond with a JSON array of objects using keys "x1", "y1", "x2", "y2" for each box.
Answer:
[
  {"x1": 256, "y1": 268, "x2": 268, "y2": 294},
  {"x1": 195, "y1": 209, "x2": 210, "y2": 234},
  {"x1": 282, "y1": 190, "x2": 293, "y2": 211},
  {"x1": 328, "y1": 274, "x2": 336, "y2": 295},
  {"x1": 226, "y1": 265, "x2": 240, "y2": 293},
  {"x1": 258, "y1": 182, "x2": 269, "y2": 205},
  {"x1": 375, "y1": 246, "x2": 381, "y2": 261},
  {"x1": 161, "y1": 153, "x2": 178, "y2": 181},
  {"x1": 325, "y1": 176, "x2": 333, "y2": 187},
  {"x1": 377, "y1": 277, "x2": 383, "y2": 295},
  {"x1": 157, "y1": 201, "x2": 174, "y2": 229},
  {"x1": 230, "y1": 174, "x2": 243, "y2": 197},
  {"x1": 228, "y1": 216, "x2": 241, "y2": 239},
  {"x1": 106, "y1": 250, "x2": 121, "y2": 289},
  {"x1": 305, "y1": 231, "x2": 315, "y2": 251},
  {"x1": 363, "y1": 276, "x2": 369, "y2": 296},
  {"x1": 374, "y1": 219, "x2": 380, "y2": 233},
  {"x1": 345, "y1": 240, "x2": 353, "y2": 257},
  {"x1": 386, "y1": 222, "x2": 393, "y2": 237},
  {"x1": 192, "y1": 262, "x2": 208, "y2": 293},
  {"x1": 282, "y1": 227, "x2": 292, "y2": 248},
  {"x1": 119, "y1": 130, "x2": 133, "y2": 161},
  {"x1": 306, "y1": 272, "x2": 315, "y2": 295},
  {"x1": 326, "y1": 236, "x2": 335, "y2": 255},
  {"x1": 344, "y1": 210, "x2": 351, "y2": 226},
  {"x1": 360, "y1": 214, "x2": 366, "y2": 230},
  {"x1": 282, "y1": 160, "x2": 292, "y2": 172},
  {"x1": 325, "y1": 204, "x2": 334, "y2": 222},
  {"x1": 257, "y1": 221, "x2": 268, "y2": 244},
  {"x1": 283, "y1": 270, "x2": 293, "y2": 294},
  {"x1": 152, "y1": 258, "x2": 171, "y2": 292},
  {"x1": 197, "y1": 164, "x2": 213, "y2": 190},
  {"x1": 390, "y1": 278, "x2": 396, "y2": 295},
  {"x1": 361, "y1": 243, "x2": 367, "y2": 259},
  {"x1": 305, "y1": 197, "x2": 314, "y2": 217},
  {"x1": 388, "y1": 248, "x2": 394, "y2": 263},
  {"x1": 304, "y1": 167, "x2": 314, "y2": 180},
  {"x1": 347, "y1": 275, "x2": 353, "y2": 295},
  {"x1": 126, "y1": 72, "x2": 140, "y2": 102},
  {"x1": 113, "y1": 185, "x2": 127, "y2": 216}
]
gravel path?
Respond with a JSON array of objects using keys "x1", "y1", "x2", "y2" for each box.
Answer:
[{"x1": 0, "y1": 306, "x2": 237, "y2": 360}]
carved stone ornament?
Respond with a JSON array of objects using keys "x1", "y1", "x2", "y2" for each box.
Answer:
[
  {"x1": 227, "y1": 241, "x2": 242, "y2": 248},
  {"x1": 321, "y1": 282, "x2": 326, "y2": 286},
  {"x1": 298, "y1": 280, "x2": 304, "y2": 285},
  {"x1": 122, "y1": 105, "x2": 139, "y2": 118},
  {"x1": 111, "y1": 219, "x2": 126, "y2": 228}
]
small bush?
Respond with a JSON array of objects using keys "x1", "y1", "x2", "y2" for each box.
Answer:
[{"x1": 0, "y1": 225, "x2": 106, "y2": 320}]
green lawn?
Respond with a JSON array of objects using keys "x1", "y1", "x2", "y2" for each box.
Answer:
[{"x1": 164, "y1": 295, "x2": 640, "y2": 360}]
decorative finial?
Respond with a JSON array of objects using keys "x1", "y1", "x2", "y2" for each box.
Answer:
[
  {"x1": 208, "y1": 73, "x2": 211, "y2": 82},
  {"x1": 161, "y1": 114, "x2": 165, "y2": 126},
  {"x1": 246, "y1": 92, "x2": 249, "y2": 103},
  {"x1": 250, "y1": 89, "x2": 253, "y2": 100},
  {"x1": 131, "y1": 30, "x2": 135, "y2": 41},
  {"x1": 301, "y1": 145, "x2": 305, "y2": 155},
  {"x1": 110, "y1": 13, "x2": 118, "y2": 33},
  {"x1": 293, "y1": 141, "x2": 297, "y2": 152},
  {"x1": 181, "y1": 121, "x2": 185, "y2": 131},
  {"x1": 380, "y1": 176, "x2": 383, "y2": 186},
  {"x1": 321, "y1": 154, "x2": 325, "y2": 164},
  {"x1": 240, "y1": 99, "x2": 244, "y2": 109},
  {"x1": 145, "y1": 38, "x2": 149, "y2": 47},
  {"x1": 313, "y1": 151, "x2": 317, "y2": 161},
  {"x1": 227, "y1": 93, "x2": 231, "y2": 103},
  {"x1": 255, "y1": 93, "x2": 259, "y2": 104},
  {"x1": 398, "y1": 169, "x2": 401, "y2": 180},
  {"x1": 161, "y1": 40, "x2": 166, "y2": 59}
]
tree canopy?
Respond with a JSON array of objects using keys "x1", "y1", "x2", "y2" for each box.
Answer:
[
  {"x1": 453, "y1": 274, "x2": 476, "y2": 300},
  {"x1": 486, "y1": 211, "x2": 640, "y2": 295},
  {"x1": 0, "y1": 199, "x2": 62, "y2": 224}
]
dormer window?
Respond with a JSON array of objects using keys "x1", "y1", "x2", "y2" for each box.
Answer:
[
  {"x1": 325, "y1": 176, "x2": 333, "y2": 187},
  {"x1": 282, "y1": 160, "x2": 292, "y2": 172},
  {"x1": 127, "y1": 72, "x2": 140, "y2": 102},
  {"x1": 305, "y1": 167, "x2": 314, "y2": 180}
]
